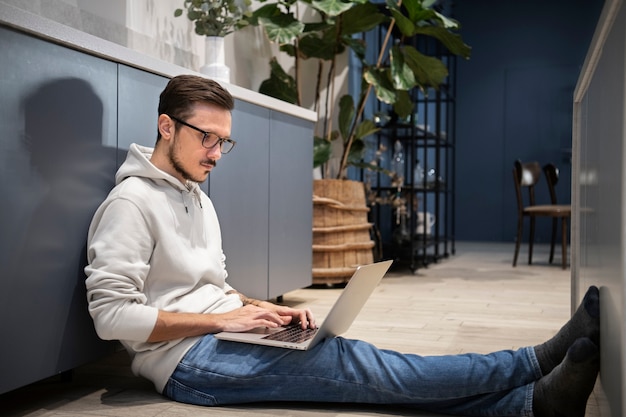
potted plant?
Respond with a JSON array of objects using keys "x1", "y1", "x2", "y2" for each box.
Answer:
[
  {"x1": 247, "y1": 0, "x2": 470, "y2": 177},
  {"x1": 244, "y1": 0, "x2": 470, "y2": 283},
  {"x1": 174, "y1": 0, "x2": 251, "y2": 82}
]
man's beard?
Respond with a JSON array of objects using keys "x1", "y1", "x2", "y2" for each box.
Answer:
[{"x1": 168, "y1": 138, "x2": 216, "y2": 183}]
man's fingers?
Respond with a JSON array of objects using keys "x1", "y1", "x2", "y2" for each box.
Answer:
[{"x1": 297, "y1": 310, "x2": 316, "y2": 329}]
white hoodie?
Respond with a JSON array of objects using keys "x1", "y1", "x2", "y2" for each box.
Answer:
[{"x1": 85, "y1": 143, "x2": 243, "y2": 393}]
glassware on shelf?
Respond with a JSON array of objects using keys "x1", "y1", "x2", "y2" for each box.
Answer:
[
  {"x1": 373, "y1": 112, "x2": 391, "y2": 127},
  {"x1": 413, "y1": 159, "x2": 424, "y2": 188},
  {"x1": 426, "y1": 168, "x2": 437, "y2": 188},
  {"x1": 390, "y1": 140, "x2": 405, "y2": 187},
  {"x1": 416, "y1": 211, "x2": 436, "y2": 236},
  {"x1": 392, "y1": 210, "x2": 410, "y2": 245},
  {"x1": 425, "y1": 168, "x2": 445, "y2": 189}
]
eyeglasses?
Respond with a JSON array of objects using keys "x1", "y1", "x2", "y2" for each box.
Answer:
[{"x1": 168, "y1": 115, "x2": 236, "y2": 154}]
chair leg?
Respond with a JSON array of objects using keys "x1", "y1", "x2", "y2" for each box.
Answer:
[
  {"x1": 528, "y1": 217, "x2": 535, "y2": 265},
  {"x1": 513, "y1": 216, "x2": 523, "y2": 267},
  {"x1": 561, "y1": 217, "x2": 568, "y2": 269},
  {"x1": 549, "y1": 218, "x2": 557, "y2": 264}
]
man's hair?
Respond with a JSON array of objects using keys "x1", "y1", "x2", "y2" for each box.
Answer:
[{"x1": 156, "y1": 75, "x2": 234, "y2": 142}]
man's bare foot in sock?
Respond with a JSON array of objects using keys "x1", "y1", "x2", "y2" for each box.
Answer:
[
  {"x1": 534, "y1": 285, "x2": 600, "y2": 375},
  {"x1": 533, "y1": 337, "x2": 599, "y2": 417}
]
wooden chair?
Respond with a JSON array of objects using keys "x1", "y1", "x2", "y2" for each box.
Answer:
[
  {"x1": 512, "y1": 160, "x2": 571, "y2": 269},
  {"x1": 542, "y1": 163, "x2": 572, "y2": 267}
]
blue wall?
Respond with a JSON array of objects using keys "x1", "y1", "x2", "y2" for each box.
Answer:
[{"x1": 455, "y1": 0, "x2": 604, "y2": 242}]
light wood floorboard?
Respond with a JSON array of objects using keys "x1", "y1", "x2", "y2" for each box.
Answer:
[{"x1": 0, "y1": 242, "x2": 600, "y2": 416}]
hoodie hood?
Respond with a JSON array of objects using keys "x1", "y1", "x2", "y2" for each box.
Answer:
[{"x1": 117, "y1": 143, "x2": 203, "y2": 211}]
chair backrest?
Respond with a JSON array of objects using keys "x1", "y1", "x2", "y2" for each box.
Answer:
[
  {"x1": 542, "y1": 163, "x2": 559, "y2": 204},
  {"x1": 513, "y1": 160, "x2": 542, "y2": 214}
]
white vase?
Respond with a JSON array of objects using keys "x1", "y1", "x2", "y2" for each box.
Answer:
[{"x1": 200, "y1": 36, "x2": 230, "y2": 84}]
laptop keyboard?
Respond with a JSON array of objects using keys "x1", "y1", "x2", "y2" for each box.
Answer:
[{"x1": 261, "y1": 325, "x2": 318, "y2": 344}]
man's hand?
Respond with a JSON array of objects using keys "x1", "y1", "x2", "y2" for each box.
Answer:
[
  {"x1": 147, "y1": 299, "x2": 316, "y2": 343},
  {"x1": 257, "y1": 302, "x2": 316, "y2": 330},
  {"x1": 225, "y1": 290, "x2": 316, "y2": 330},
  {"x1": 216, "y1": 303, "x2": 316, "y2": 332},
  {"x1": 214, "y1": 304, "x2": 291, "y2": 332}
]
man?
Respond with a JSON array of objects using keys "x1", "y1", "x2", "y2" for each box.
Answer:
[{"x1": 85, "y1": 74, "x2": 600, "y2": 417}]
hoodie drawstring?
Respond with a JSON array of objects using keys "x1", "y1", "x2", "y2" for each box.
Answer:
[{"x1": 181, "y1": 189, "x2": 203, "y2": 214}]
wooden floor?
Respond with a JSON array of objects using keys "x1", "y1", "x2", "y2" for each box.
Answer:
[{"x1": 0, "y1": 242, "x2": 600, "y2": 416}]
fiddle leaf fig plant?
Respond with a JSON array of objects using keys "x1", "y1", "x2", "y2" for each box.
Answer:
[{"x1": 249, "y1": 0, "x2": 471, "y2": 179}]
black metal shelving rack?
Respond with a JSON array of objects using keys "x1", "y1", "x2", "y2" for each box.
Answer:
[{"x1": 359, "y1": 25, "x2": 457, "y2": 272}]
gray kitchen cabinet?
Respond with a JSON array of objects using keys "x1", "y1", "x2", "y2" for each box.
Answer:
[{"x1": 0, "y1": 5, "x2": 314, "y2": 394}]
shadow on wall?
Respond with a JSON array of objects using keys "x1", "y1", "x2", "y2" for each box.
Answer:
[{"x1": 2, "y1": 78, "x2": 116, "y2": 390}]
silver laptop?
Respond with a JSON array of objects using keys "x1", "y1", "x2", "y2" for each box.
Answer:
[{"x1": 214, "y1": 260, "x2": 393, "y2": 350}]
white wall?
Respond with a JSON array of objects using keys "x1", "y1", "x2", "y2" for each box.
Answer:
[
  {"x1": 573, "y1": 0, "x2": 626, "y2": 415},
  {"x1": 1, "y1": 0, "x2": 346, "y2": 118},
  {"x1": 3, "y1": 0, "x2": 205, "y2": 79}
]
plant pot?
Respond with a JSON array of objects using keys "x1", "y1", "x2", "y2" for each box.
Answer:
[
  {"x1": 200, "y1": 36, "x2": 230, "y2": 83},
  {"x1": 312, "y1": 179, "x2": 374, "y2": 285}
]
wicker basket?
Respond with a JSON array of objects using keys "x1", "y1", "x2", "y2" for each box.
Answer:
[{"x1": 312, "y1": 179, "x2": 374, "y2": 284}]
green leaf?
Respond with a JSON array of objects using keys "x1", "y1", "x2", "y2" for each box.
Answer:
[
  {"x1": 401, "y1": 46, "x2": 449, "y2": 89},
  {"x1": 393, "y1": 90, "x2": 414, "y2": 119},
  {"x1": 313, "y1": 136, "x2": 333, "y2": 168},
  {"x1": 341, "y1": 3, "x2": 387, "y2": 36},
  {"x1": 188, "y1": 10, "x2": 203, "y2": 21},
  {"x1": 343, "y1": 36, "x2": 366, "y2": 61},
  {"x1": 259, "y1": 14, "x2": 305, "y2": 44},
  {"x1": 390, "y1": 46, "x2": 416, "y2": 90},
  {"x1": 279, "y1": 43, "x2": 297, "y2": 57},
  {"x1": 403, "y1": 1, "x2": 435, "y2": 23},
  {"x1": 350, "y1": 160, "x2": 393, "y2": 176},
  {"x1": 299, "y1": 31, "x2": 339, "y2": 60},
  {"x1": 303, "y1": 21, "x2": 333, "y2": 33},
  {"x1": 338, "y1": 94, "x2": 355, "y2": 141},
  {"x1": 347, "y1": 138, "x2": 365, "y2": 163},
  {"x1": 363, "y1": 68, "x2": 397, "y2": 104},
  {"x1": 354, "y1": 119, "x2": 379, "y2": 140},
  {"x1": 174, "y1": 9, "x2": 183, "y2": 17},
  {"x1": 389, "y1": 8, "x2": 415, "y2": 37},
  {"x1": 312, "y1": 0, "x2": 355, "y2": 18},
  {"x1": 388, "y1": 0, "x2": 441, "y2": 27},
  {"x1": 247, "y1": 3, "x2": 281, "y2": 26},
  {"x1": 434, "y1": 11, "x2": 460, "y2": 29},
  {"x1": 259, "y1": 78, "x2": 298, "y2": 104},
  {"x1": 413, "y1": 26, "x2": 472, "y2": 59},
  {"x1": 258, "y1": 58, "x2": 298, "y2": 104}
]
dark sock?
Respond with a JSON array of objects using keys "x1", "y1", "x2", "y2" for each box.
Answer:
[
  {"x1": 533, "y1": 337, "x2": 599, "y2": 417},
  {"x1": 534, "y1": 285, "x2": 600, "y2": 375}
]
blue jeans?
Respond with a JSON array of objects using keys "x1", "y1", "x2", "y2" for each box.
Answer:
[{"x1": 164, "y1": 335, "x2": 541, "y2": 416}]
